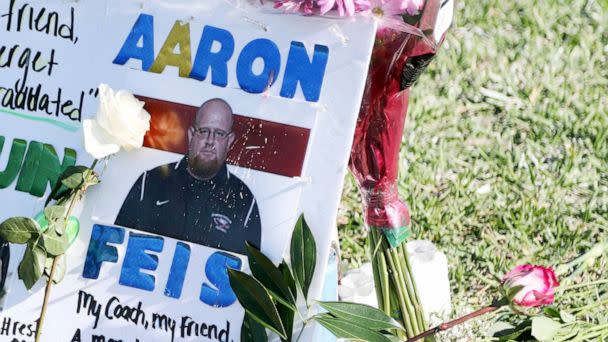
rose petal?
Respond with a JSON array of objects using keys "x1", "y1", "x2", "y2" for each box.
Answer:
[
  {"x1": 83, "y1": 120, "x2": 120, "y2": 159},
  {"x1": 94, "y1": 84, "x2": 151, "y2": 150},
  {"x1": 502, "y1": 264, "x2": 559, "y2": 307},
  {"x1": 341, "y1": 0, "x2": 355, "y2": 16},
  {"x1": 318, "y1": 0, "x2": 335, "y2": 14}
]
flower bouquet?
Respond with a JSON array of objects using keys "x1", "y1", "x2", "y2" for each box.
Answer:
[
  {"x1": 271, "y1": 0, "x2": 454, "y2": 339},
  {"x1": 347, "y1": 0, "x2": 452, "y2": 339}
]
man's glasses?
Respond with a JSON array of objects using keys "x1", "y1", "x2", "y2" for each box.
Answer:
[{"x1": 191, "y1": 127, "x2": 231, "y2": 140}]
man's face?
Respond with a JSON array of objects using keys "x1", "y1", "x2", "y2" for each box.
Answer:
[{"x1": 187, "y1": 103, "x2": 234, "y2": 180}]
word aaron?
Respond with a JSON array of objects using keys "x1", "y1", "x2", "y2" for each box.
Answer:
[{"x1": 113, "y1": 14, "x2": 329, "y2": 102}]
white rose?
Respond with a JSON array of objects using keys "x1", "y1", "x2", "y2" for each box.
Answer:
[{"x1": 83, "y1": 84, "x2": 151, "y2": 159}]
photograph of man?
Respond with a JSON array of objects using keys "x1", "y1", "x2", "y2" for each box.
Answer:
[{"x1": 115, "y1": 98, "x2": 261, "y2": 255}]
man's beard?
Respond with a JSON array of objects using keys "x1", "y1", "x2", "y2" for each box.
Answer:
[{"x1": 188, "y1": 155, "x2": 223, "y2": 180}]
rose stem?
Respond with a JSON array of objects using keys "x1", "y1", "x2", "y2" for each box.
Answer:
[
  {"x1": 36, "y1": 159, "x2": 98, "y2": 342},
  {"x1": 405, "y1": 305, "x2": 499, "y2": 342},
  {"x1": 398, "y1": 244, "x2": 427, "y2": 332},
  {"x1": 387, "y1": 247, "x2": 419, "y2": 336}
]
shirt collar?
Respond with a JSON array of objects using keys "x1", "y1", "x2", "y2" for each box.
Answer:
[{"x1": 178, "y1": 157, "x2": 229, "y2": 185}]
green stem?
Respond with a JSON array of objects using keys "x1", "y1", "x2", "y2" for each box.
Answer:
[
  {"x1": 389, "y1": 289, "x2": 407, "y2": 340},
  {"x1": 374, "y1": 230, "x2": 391, "y2": 316},
  {"x1": 555, "y1": 323, "x2": 608, "y2": 342},
  {"x1": 391, "y1": 248, "x2": 420, "y2": 334},
  {"x1": 385, "y1": 248, "x2": 416, "y2": 337},
  {"x1": 554, "y1": 329, "x2": 580, "y2": 342},
  {"x1": 401, "y1": 245, "x2": 428, "y2": 332},
  {"x1": 406, "y1": 305, "x2": 499, "y2": 342},
  {"x1": 35, "y1": 191, "x2": 79, "y2": 342},
  {"x1": 571, "y1": 329, "x2": 608, "y2": 342},
  {"x1": 394, "y1": 246, "x2": 423, "y2": 333},
  {"x1": 369, "y1": 228, "x2": 430, "y2": 339},
  {"x1": 571, "y1": 297, "x2": 608, "y2": 314},
  {"x1": 35, "y1": 159, "x2": 98, "y2": 342},
  {"x1": 295, "y1": 320, "x2": 307, "y2": 342},
  {"x1": 561, "y1": 279, "x2": 608, "y2": 291},
  {"x1": 370, "y1": 233, "x2": 387, "y2": 317},
  {"x1": 35, "y1": 257, "x2": 58, "y2": 342},
  {"x1": 295, "y1": 305, "x2": 307, "y2": 328}
]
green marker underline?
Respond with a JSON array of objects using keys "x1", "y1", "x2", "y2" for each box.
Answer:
[{"x1": 0, "y1": 107, "x2": 80, "y2": 132}]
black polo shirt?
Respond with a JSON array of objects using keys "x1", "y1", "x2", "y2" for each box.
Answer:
[{"x1": 115, "y1": 158, "x2": 261, "y2": 255}]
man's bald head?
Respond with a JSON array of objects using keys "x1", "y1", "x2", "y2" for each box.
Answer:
[
  {"x1": 187, "y1": 98, "x2": 236, "y2": 180},
  {"x1": 194, "y1": 98, "x2": 233, "y2": 129}
]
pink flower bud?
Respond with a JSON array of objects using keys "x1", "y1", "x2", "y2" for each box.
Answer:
[{"x1": 501, "y1": 264, "x2": 560, "y2": 307}]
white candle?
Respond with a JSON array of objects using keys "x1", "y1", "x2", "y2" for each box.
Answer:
[{"x1": 407, "y1": 240, "x2": 452, "y2": 320}]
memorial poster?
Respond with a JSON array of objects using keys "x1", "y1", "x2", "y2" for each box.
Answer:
[{"x1": 0, "y1": 1, "x2": 376, "y2": 340}]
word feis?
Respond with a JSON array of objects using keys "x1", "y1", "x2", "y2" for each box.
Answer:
[
  {"x1": 113, "y1": 14, "x2": 329, "y2": 102},
  {"x1": 83, "y1": 225, "x2": 242, "y2": 308}
]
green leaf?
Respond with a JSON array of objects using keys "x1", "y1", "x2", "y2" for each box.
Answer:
[
  {"x1": 542, "y1": 306, "x2": 561, "y2": 319},
  {"x1": 0, "y1": 217, "x2": 40, "y2": 244},
  {"x1": 317, "y1": 301, "x2": 404, "y2": 332},
  {"x1": 531, "y1": 316, "x2": 561, "y2": 342},
  {"x1": 559, "y1": 311, "x2": 576, "y2": 324},
  {"x1": 506, "y1": 285, "x2": 524, "y2": 301},
  {"x1": 34, "y1": 212, "x2": 49, "y2": 233},
  {"x1": 64, "y1": 216, "x2": 80, "y2": 245},
  {"x1": 84, "y1": 169, "x2": 100, "y2": 187},
  {"x1": 51, "y1": 218, "x2": 67, "y2": 236},
  {"x1": 46, "y1": 177, "x2": 65, "y2": 207},
  {"x1": 228, "y1": 269, "x2": 287, "y2": 339},
  {"x1": 60, "y1": 165, "x2": 90, "y2": 189},
  {"x1": 277, "y1": 294, "x2": 295, "y2": 341},
  {"x1": 241, "y1": 313, "x2": 268, "y2": 342},
  {"x1": 46, "y1": 170, "x2": 75, "y2": 206},
  {"x1": 314, "y1": 314, "x2": 393, "y2": 342},
  {"x1": 41, "y1": 228, "x2": 70, "y2": 256},
  {"x1": 383, "y1": 334, "x2": 402, "y2": 342},
  {"x1": 44, "y1": 255, "x2": 66, "y2": 284},
  {"x1": 279, "y1": 261, "x2": 297, "y2": 301},
  {"x1": 487, "y1": 321, "x2": 516, "y2": 338},
  {"x1": 245, "y1": 242, "x2": 296, "y2": 311},
  {"x1": 35, "y1": 213, "x2": 80, "y2": 245},
  {"x1": 44, "y1": 205, "x2": 67, "y2": 235},
  {"x1": 496, "y1": 329, "x2": 528, "y2": 342},
  {"x1": 290, "y1": 215, "x2": 316, "y2": 300},
  {"x1": 277, "y1": 261, "x2": 297, "y2": 340},
  {"x1": 18, "y1": 243, "x2": 46, "y2": 289},
  {"x1": 276, "y1": 303, "x2": 294, "y2": 341},
  {"x1": 44, "y1": 205, "x2": 65, "y2": 222},
  {"x1": 497, "y1": 319, "x2": 532, "y2": 341}
]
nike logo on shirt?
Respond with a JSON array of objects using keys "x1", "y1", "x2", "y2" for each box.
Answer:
[{"x1": 156, "y1": 200, "x2": 170, "y2": 206}]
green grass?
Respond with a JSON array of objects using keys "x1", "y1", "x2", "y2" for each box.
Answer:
[{"x1": 338, "y1": 0, "x2": 608, "y2": 339}]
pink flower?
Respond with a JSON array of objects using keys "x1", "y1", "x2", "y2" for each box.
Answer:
[
  {"x1": 501, "y1": 265, "x2": 560, "y2": 307},
  {"x1": 317, "y1": 0, "x2": 355, "y2": 16},
  {"x1": 274, "y1": 0, "x2": 315, "y2": 14},
  {"x1": 361, "y1": 0, "x2": 415, "y2": 32},
  {"x1": 274, "y1": 0, "x2": 370, "y2": 16},
  {"x1": 404, "y1": 0, "x2": 424, "y2": 15}
]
